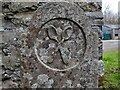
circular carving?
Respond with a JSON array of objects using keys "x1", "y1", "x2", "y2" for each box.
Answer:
[{"x1": 34, "y1": 18, "x2": 86, "y2": 71}]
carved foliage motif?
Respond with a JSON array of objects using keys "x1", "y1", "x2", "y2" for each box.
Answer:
[{"x1": 34, "y1": 18, "x2": 86, "y2": 71}]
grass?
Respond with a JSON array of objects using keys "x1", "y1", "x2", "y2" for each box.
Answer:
[{"x1": 102, "y1": 50, "x2": 120, "y2": 89}]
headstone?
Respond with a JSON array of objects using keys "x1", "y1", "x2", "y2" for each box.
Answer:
[{"x1": 22, "y1": 2, "x2": 99, "y2": 88}]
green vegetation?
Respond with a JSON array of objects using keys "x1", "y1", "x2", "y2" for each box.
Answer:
[{"x1": 102, "y1": 50, "x2": 120, "y2": 89}]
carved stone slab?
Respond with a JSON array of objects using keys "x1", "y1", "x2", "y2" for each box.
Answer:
[
  {"x1": 25, "y1": 2, "x2": 98, "y2": 88},
  {"x1": 34, "y1": 18, "x2": 86, "y2": 72}
]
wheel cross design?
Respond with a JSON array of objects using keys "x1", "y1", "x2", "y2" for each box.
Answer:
[{"x1": 34, "y1": 18, "x2": 86, "y2": 72}]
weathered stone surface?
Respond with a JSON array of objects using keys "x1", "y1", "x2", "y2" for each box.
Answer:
[
  {"x1": 34, "y1": 18, "x2": 86, "y2": 71},
  {"x1": 76, "y1": 2, "x2": 102, "y2": 12},
  {"x1": 31, "y1": 74, "x2": 54, "y2": 88},
  {"x1": 85, "y1": 12, "x2": 103, "y2": 19},
  {"x1": 2, "y1": 81, "x2": 19, "y2": 88},
  {"x1": 1, "y1": 1, "x2": 104, "y2": 88},
  {"x1": 98, "y1": 60, "x2": 104, "y2": 76},
  {"x1": 92, "y1": 19, "x2": 103, "y2": 26},
  {"x1": 1, "y1": 31, "x2": 23, "y2": 88},
  {"x1": 21, "y1": 2, "x2": 100, "y2": 88}
]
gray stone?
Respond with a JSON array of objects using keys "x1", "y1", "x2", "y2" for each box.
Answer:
[
  {"x1": 31, "y1": 74, "x2": 55, "y2": 88},
  {"x1": 2, "y1": 81, "x2": 18, "y2": 88},
  {"x1": 31, "y1": 2, "x2": 87, "y2": 72},
  {"x1": 11, "y1": 75, "x2": 20, "y2": 82},
  {"x1": 2, "y1": 1, "x2": 103, "y2": 88},
  {"x1": 85, "y1": 12, "x2": 103, "y2": 19},
  {"x1": 92, "y1": 19, "x2": 103, "y2": 26},
  {"x1": 24, "y1": 2, "x2": 101, "y2": 88},
  {"x1": 4, "y1": 70, "x2": 12, "y2": 75},
  {"x1": 98, "y1": 60, "x2": 104, "y2": 76},
  {"x1": 13, "y1": 71, "x2": 20, "y2": 77},
  {"x1": 23, "y1": 73, "x2": 33, "y2": 81},
  {"x1": 31, "y1": 83, "x2": 38, "y2": 88},
  {"x1": 63, "y1": 80, "x2": 73, "y2": 88},
  {"x1": 76, "y1": 83, "x2": 84, "y2": 88},
  {"x1": 45, "y1": 79, "x2": 54, "y2": 88},
  {"x1": 2, "y1": 74, "x2": 11, "y2": 81},
  {"x1": 37, "y1": 74, "x2": 49, "y2": 85}
]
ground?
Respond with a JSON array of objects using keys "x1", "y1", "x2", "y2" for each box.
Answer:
[
  {"x1": 102, "y1": 50, "x2": 119, "y2": 89},
  {"x1": 102, "y1": 40, "x2": 119, "y2": 89}
]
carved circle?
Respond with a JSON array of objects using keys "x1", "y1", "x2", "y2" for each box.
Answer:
[{"x1": 34, "y1": 18, "x2": 86, "y2": 71}]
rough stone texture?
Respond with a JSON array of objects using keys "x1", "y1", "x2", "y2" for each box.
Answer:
[
  {"x1": 31, "y1": 74, "x2": 54, "y2": 88},
  {"x1": 22, "y1": 2, "x2": 99, "y2": 88},
  {"x1": 1, "y1": 31, "x2": 23, "y2": 88},
  {"x1": 1, "y1": 1, "x2": 104, "y2": 88},
  {"x1": 34, "y1": 18, "x2": 86, "y2": 71},
  {"x1": 85, "y1": 12, "x2": 103, "y2": 19}
]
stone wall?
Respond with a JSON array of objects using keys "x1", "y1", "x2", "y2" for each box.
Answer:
[{"x1": 1, "y1": 1, "x2": 104, "y2": 88}]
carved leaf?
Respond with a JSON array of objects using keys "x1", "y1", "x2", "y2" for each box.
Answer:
[
  {"x1": 59, "y1": 47, "x2": 70, "y2": 65},
  {"x1": 65, "y1": 26, "x2": 73, "y2": 37},
  {"x1": 62, "y1": 25, "x2": 73, "y2": 40},
  {"x1": 47, "y1": 25, "x2": 58, "y2": 42}
]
